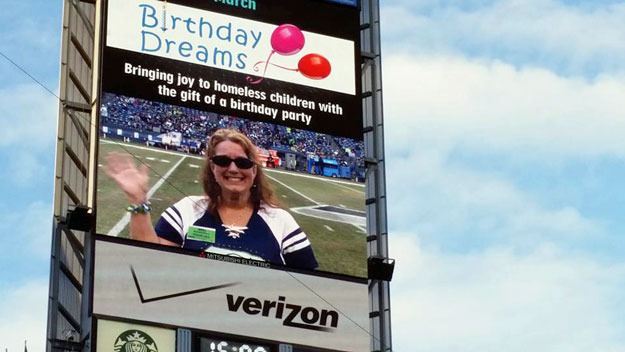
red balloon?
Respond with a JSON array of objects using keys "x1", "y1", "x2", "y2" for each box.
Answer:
[{"x1": 298, "y1": 54, "x2": 331, "y2": 80}]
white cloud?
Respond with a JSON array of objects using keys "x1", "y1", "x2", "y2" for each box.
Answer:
[
  {"x1": 4, "y1": 150, "x2": 50, "y2": 186},
  {"x1": 0, "y1": 279, "x2": 49, "y2": 352},
  {"x1": 383, "y1": 54, "x2": 625, "y2": 158},
  {"x1": 385, "y1": 145, "x2": 601, "y2": 250},
  {"x1": 0, "y1": 83, "x2": 57, "y2": 150},
  {"x1": 390, "y1": 233, "x2": 625, "y2": 352},
  {"x1": 380, "y1": 2, "x2": 625, "y2": 351},
  {"x1": 0, "y1": 2, "x2": 61, "y2": 73},
  {"x1": 0, "y1": 15, "x2": 59, "y2": 53},
  {"x1": 0, "y1": 83, "x2": 57, "y2": 187},
  {"x1": 379, "y1": 46, "x2": 625, "y2": 351},
  {"x1": 381, "y1": 0, "x2": 625, "y2": 75},
  {"x1": 0, "y1": 201, "x2": 53, "y2": 259}
]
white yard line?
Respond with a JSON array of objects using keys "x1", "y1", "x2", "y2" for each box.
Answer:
[
  {"x1": 332, "y1": 181, "x2": 365, "y2": 194},
  {"x1": 265, "y1": 173, "x2": 319, "y2": 205},
  {"x1": 106, "y1": 155, "x2": 187, "y2": 237},
  {"x1": 291, "y1": 209, "x2": 367, "y2": 233},
  {"x1": 353, "y1": 224, "x2": 366, "y2": 233},
  {"x1": 324, "y1": 225, "x2": 335, "y2": 232},
  {"x1": 291, "y1": 205, "x2": 367, "y2": 228},
  {"x1": 101, "y1": 140, "x2": 204, "y2": 160}
]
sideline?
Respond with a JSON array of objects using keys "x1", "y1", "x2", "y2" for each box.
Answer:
[
  {"x1": 106, "y1": 155, "x2": 187, "y2": 237},
  {"x1": 265, "y1": 167, "x2": 365, "y2": 187}
]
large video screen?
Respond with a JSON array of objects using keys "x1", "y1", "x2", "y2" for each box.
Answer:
[{"x1": 95, "y1": 0, "x2": 365, "y2": 278}]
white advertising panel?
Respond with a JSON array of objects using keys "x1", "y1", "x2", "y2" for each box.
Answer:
[
  {"x1": 93, "y1": 239, "x2": 370, "y2": 352},
  {"x1": 106, "y1": 0, "x2": 356, "y2": 94}
]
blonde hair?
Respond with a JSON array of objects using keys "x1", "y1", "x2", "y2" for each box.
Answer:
[{"x1": 201, "y1": 128, "x2": 279, "y2": 214}]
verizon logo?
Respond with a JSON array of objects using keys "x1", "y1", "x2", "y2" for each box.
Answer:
[{"x1": 226, "y1": 294, "x2": 339, "y2": 332}]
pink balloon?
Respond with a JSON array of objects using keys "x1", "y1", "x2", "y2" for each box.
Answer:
[{"x1": 271, "y1": 24, "x2": 305, "y2": 56}]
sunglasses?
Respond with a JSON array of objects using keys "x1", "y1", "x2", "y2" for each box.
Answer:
[{"x1": 211, "y1": 155, "x2": 255, "y2": 169}]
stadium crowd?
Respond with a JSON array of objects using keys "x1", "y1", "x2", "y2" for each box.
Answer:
[{"x1": 100, "y1": 93, "x2": 364, "y2": 169}]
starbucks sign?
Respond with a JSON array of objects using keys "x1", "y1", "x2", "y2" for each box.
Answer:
[
  {"x1": 96, "y1": 320, "x2": 175, "y2": 352},
  {"x1": 114, "y1": 330, "x2": 158, "y2": 352}
]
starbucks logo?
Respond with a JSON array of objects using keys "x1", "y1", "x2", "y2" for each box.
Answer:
[{"x1": 113, "y1": 330, "x2": 158, "y2": 352}]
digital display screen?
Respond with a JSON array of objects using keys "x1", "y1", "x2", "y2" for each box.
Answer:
[
  {"x1": 95, "y1": 0, "x2": 367, "y2": 279},
  {"x1": 198, "y1": 336, "x2": 274, "y2": 352}
]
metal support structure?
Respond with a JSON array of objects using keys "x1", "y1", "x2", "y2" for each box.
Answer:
[
  {"x1": 47, "y1": 0, "x2": 96, "y2": 351},
  {"x1": 361, "y1": 0, "x2": 393, "y2": 351}
]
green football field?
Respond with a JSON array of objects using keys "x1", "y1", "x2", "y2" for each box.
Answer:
[{"x1": 96, "y1": 140, "x2": 367, "y2": 278}]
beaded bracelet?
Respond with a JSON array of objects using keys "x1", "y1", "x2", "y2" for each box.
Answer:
[{"x1": 126, "y1": 201, "x2": 152, "y2": 214}]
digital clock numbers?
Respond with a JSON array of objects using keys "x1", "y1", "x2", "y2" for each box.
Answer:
[{"x1": 200, "y1": 337, "x2": 271, "y2": 352}]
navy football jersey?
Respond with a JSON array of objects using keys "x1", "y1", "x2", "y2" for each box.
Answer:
[{"x1": 154, "y1": 196, "x2": 318, "y2": 270}]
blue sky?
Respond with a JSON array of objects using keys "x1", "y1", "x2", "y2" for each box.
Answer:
[{"x1": 1, "y1": 0, "x2": 625, "y2": 351}]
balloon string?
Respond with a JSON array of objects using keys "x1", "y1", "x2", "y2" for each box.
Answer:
[
  {"x1": 254, "y1": 61, "x2": 299, "y2": 72},
  {"x1": 246, "y1": 50, "x2": 275, "y2": 84},
  {"x1": 252, "y1": 61, "x2": 265, "y2": 72}
]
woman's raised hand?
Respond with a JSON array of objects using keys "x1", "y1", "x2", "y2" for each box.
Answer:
[{"x1": 104, "y1": 152, "x2": 149, "y2": 204}]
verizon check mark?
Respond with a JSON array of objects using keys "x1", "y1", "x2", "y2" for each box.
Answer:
[{"x1": 130, "y1": 265, "x2": 239, "y2": 303}]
